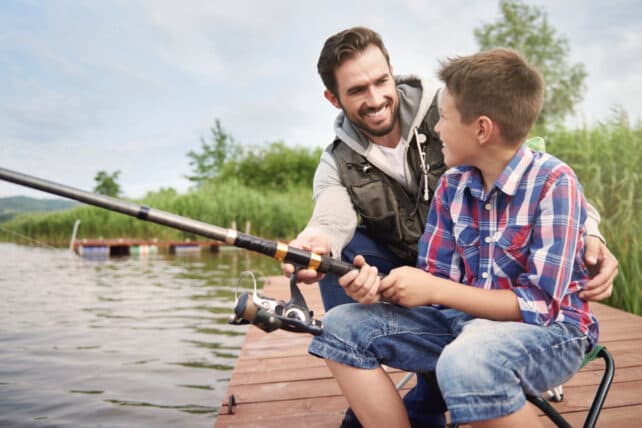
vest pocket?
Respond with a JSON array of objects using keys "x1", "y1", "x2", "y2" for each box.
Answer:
[{"x1": 350, "y1": 181, "x2": 403, "y2": 242}]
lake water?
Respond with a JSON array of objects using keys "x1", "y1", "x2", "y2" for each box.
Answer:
[{"x1": 0, "y1": 243, "x2": 282, "y2": 427}]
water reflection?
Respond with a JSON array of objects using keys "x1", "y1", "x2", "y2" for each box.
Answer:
[{"x1": 0, "y1": 243, "x2": 281, "y2": 427}]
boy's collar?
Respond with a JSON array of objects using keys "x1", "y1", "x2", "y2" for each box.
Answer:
[
  {"x1": 464, "y1": 144, "x2": 533, "y2": 198},
  {"x1": 494, "y1": 144, "x2": 534, "y2": 196}
]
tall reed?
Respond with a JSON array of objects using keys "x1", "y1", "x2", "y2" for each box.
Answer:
[
  {"x1": 543, "y1": 121, "x2": 641, "y2": 314},
  {"x1": 1, "y1": 180, "x2": 314, "y2": 245}
]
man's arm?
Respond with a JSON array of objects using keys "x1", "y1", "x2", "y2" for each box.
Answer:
[
  {"x1": 509, "y1": 168, "x2": 587, "y2": 326},
  {"x1": 281, "y1": 150, "x2": 359, "y2": 282},
  {"x1": 582, "y1": 204, "x2": 618, "y2": 300}
]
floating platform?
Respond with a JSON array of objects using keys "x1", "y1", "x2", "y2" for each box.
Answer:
[
  {"x1": 216, "y1": 276, "x2": 642, "y2": 427},
  {"x1": 72, "y1": 239, "x2": 222, "y2": 257}
]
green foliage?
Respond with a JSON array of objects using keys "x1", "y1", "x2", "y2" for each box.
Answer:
[
  {"x1": 3, "y1": 116, "x2": 640, "y2": 317},
  {"x1": 93, "y1": 170, "x2": 122, "y2": 197},
  {"x1": 475, "y1": 0, "x2": 587, "y2": 127},
  {"x1": 218, "y1": 141, "x2": 322, "y2": 190},
  {"x1": 187, "y1": 119, "x2": 321, "y2": 190},
  {"x1": 544, "y1": 120, "x2": 642, "y2": 315},
  {"x1": 1, "y1": 181, "x2": 314, "y2": 244},
  {"x1": 186, "y1": 119, "x2": 241, "y2": 186}
]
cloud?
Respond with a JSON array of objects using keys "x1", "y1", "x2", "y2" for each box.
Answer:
[{"x1": 1, "y1": 0, "x2": 641, "y2": 200}]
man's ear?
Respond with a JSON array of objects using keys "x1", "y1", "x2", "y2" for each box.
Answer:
[
  {"x1": 476, "y1": 116, "x2": 494, "y2": 145},
  {"x1": 324, "y1": 90, "x2": 342, "y2": 109}
]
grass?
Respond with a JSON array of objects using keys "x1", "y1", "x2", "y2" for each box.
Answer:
[
  {"x1": 542, "y1": 120, "x2": 641, "y2": 315},
  {"x1": 0, "y1": 180, "x2": 314, "y2": 245}
]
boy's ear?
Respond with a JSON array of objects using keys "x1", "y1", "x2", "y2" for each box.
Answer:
[
  {"x1": 476, "y1": 116, "x2": 494, "y2": 145},
  {"x1": 324, "y1": 90, "x2": 342, "y2": 109}
]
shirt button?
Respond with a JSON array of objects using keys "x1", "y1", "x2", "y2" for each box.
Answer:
[
  {"x1": 481, "y1": 272, "x2": 489, "y2": 279},
  {"x1": 484, "y1": 236, "x2": 492, "y2": 244},
  {"x1": 484, "y1": 203, "x2": 492, "y2": 210}
]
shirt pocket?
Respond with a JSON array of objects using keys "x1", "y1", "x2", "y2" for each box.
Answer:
[
  {"x1": 494, "y1": 224, "x2": 532, "y2": 266},
  {"x1": 454, "y1": 224, "x2": 480, "y2": 276}
]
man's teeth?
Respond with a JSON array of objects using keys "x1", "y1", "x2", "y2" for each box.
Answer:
[{"x1": 365, "y1": 105, "x2": 387, "y2": 118}]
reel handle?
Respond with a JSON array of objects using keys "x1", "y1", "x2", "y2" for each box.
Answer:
[{"x1": 230, "y1": 291, "x2": 322, "y2": 335}]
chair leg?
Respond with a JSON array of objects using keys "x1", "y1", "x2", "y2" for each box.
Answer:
[
  {"x1": 527, "y1": 395, "x2": 573, "y2": 428},
  {"x1": 431, "y1": 348, "x2": 614, "y2": 428},
  {"x1": 396, "y1": 372, "x2": 415, "y2": 390},
  {"x1": 583, "y1": 347, "x2": 615, "y2": 428}
]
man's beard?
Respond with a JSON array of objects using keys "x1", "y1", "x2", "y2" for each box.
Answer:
[{"x1": 343, "y1": 101, "x2": 400, "y2": 139}]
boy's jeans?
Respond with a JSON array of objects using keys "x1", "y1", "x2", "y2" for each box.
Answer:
[
  {"x1": 310, "y1": 303, "x2": 588, "y2": 424},
  {"x1": 319, "y1": 227, "x2": 446, "y2": 427}
]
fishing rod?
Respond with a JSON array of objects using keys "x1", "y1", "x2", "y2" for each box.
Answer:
[{"x1": 0, "y1": 166, "x2": 341, "y2": 335}]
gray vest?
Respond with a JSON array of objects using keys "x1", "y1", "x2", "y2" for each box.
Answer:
[{"x1": 330, "y1": 97, "x2": 446, "y2": 265}]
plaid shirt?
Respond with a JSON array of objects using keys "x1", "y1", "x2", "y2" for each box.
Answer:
[{"x1": 418, "y1": 144, "x2": 598, "y2": 345}]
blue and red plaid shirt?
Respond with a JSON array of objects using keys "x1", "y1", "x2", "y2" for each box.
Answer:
[{"x1": 418, "y1": 144, "x2": 599, "y2": 345}]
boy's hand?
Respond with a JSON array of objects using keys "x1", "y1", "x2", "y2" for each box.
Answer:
[
  {"x1": 380, "y1": 266, "x2": 433, "y2": 307},
  {"x1": 338, "y1": 255, "x2": 381, "y2": 304},
  {"x1": 580, "y1": 236, "x2": 618, "y2": 301},
  {"x1": 281, "y1": 234, "x2": 331, "y2": 284}
]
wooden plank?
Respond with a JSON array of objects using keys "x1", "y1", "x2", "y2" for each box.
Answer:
[{"x1": 216, "y1": 277, "x2": 642, "y2": 427}]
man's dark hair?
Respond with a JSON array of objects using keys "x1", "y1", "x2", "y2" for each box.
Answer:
[{"x1": 317, "y1": 27, "x2": 390, "y2": 96}]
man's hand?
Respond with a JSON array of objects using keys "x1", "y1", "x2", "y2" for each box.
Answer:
[
  {"x1": 580, "y1": 236, "x2": 618, "y2": 301},
  {"x1": 281, "y1": 234, "x2": 331, "y2": 284},
  {"x1": 379, "y1": 266, "x2": 433, "y2": 307},
  {"x1": 338, "y1": 255, "x2": 381, "y2": 304}
]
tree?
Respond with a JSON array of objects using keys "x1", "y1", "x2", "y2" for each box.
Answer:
[
  {"x1": 186, "y1": 119, "x2": 240, "y2": 186},
  {"x1": 218, "y1": 141, "x2": 322, "y2": 189},
  {"x1": 93, "y1": 170, "x2": 122, "y2": 197},
  {"x1": 474, "y1": 0, "x2": 587, "y2": 126}
]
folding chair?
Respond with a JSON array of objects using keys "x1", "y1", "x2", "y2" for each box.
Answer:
[
  {"x1": 396, "y1": 345, "x2": 615, "y2": 428},
  {"x1": 525, "y1": 345, "x2": 614, "y2": 428}
]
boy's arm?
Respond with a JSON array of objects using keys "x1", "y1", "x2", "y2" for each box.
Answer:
[
  {"x1": 527, "y1": 137, "x2": 616, "y2": 299},
  {"x1": 380, "y1": 266, "x2": 523, "y2": 320},
  {"x1": 510, "y1": 167, "x2": 587, "y2": 326}
]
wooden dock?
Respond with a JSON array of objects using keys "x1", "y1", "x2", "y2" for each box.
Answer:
[{"x1": 216, "y1": 277, "x2": 642, "y2": 427}]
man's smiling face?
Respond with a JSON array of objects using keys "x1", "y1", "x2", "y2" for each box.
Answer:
[{"x1": 325, "y1": 44, "x2": 399, "y2": 141}]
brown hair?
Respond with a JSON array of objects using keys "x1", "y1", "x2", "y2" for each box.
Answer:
[
  {"x1": 317, "y1": 27, "x2": 390, "y2": 96},
  {"x1": 438, "y1": 48, "x2": 544, "y2": 143}
]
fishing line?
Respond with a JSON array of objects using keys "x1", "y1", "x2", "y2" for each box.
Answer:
[{"x1": 0, "y1": 224, "x2": 60, "y2": 250}]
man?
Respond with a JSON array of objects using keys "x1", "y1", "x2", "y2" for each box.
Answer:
[{"x1": 283, "y1": 26, "x2": 618, "y2": 427}]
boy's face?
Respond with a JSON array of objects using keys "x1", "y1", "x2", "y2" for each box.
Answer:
[
  {"x1": 324, "y1": 44, "x2": 399, "y2": 140},
  {"x1": 434, "y1": 88, "x2": 479, "y2": 167}
]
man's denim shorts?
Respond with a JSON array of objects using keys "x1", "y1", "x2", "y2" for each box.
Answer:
[{"x1": 309, "y1": 303, "x2": 588, "y2": 424}]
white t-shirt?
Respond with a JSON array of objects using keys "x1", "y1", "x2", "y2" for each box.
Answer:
[{"x1": 370, "y1": 138, "x2": 407, "y2": 184}]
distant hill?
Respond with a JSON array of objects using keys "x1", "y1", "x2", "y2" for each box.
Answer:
[{"x1": 0, "y1": 196, "x2": 78, "y2": 222}]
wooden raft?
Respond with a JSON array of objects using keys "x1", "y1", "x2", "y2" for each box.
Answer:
[{"x1": 216, "y1": 276, "x2": 642, "y2": 427}]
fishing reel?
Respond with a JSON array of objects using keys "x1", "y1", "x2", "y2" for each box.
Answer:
[{"x1": 228, "y1": 271, "x2": 323, "y2": 336}]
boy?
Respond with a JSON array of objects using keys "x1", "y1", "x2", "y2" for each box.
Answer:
[{"x1": 308, "y1": 48, "x2": 598, "y2": 428}]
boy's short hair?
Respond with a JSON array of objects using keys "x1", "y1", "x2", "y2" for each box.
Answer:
[
  {"x1": 317, "y1": 26, "x2": 390, "y2": 96},
  {"x1": 438, "y1": 48, "x2": 544, "y2": 143}
]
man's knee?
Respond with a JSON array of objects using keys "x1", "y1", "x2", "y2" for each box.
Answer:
[{"x1": 319, "y1": 273, "x2": 354, "y2": 311}]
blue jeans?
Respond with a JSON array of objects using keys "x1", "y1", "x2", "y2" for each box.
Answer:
[
  {"x1": 310, "y1": 304, "x2": 588, "y2": 424},
  {"x1": 319, "y1": 228, "x2": 446, "y2": 427}
]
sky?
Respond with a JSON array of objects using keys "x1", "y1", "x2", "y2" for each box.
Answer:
[{"x1": 1, "y1": 0, "x2": 641, "y2": 199}]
